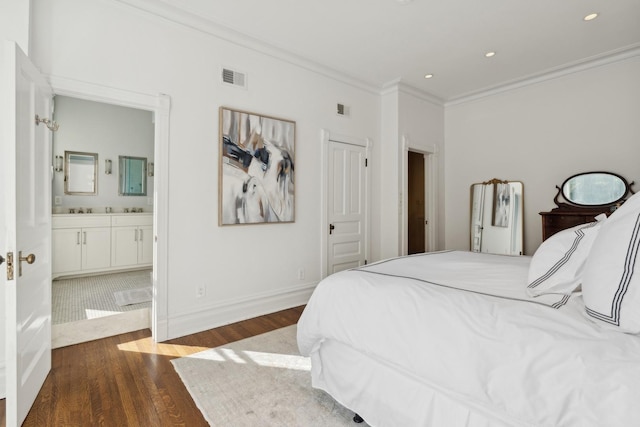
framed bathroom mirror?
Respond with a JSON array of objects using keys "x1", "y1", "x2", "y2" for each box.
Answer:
[
  {"x1": 470, "y1": 178, "x2": 524, "y2": 256},
  {"x1": 119, "y1": 156, "x2": 147, "y2": 196},
  {"x1": 64, "y1": 151, "x2": 98, "y2": 195}
]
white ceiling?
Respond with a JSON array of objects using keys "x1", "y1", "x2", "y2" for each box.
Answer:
[{"x1": 127, "y1": 0, "x2": 640, "y2": 102}]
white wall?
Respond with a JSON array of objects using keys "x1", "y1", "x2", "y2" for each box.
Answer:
[
  {"x1": 378, "y1": 88, "x2": 400, "y2": 260},
  {"x1": 31, "y1": 0, "x2": 382, "y2": 338},
  {"x1": 444, "y1": 55, "x2": 640, "y2": 255},
  {"x1": 376, "y1": 84, "x2": 445, "y2": 260},
  {"x1": 398, "y1": 88, "x2": 445, "y2": 251},
  {"x1": 52, "y1": 95, "x2": 155, "y2": 212}
]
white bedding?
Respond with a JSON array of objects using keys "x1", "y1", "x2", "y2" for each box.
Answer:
[{"x1": 297, "y1": 251, "x2": 640, "y2": 427}]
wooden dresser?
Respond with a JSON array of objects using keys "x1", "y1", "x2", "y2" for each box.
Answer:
[
  {"x1": 539, "y1": 208, "x2": 611, "y2": 241},
  {"x1": 539, "y1": 171, "x2": 634, "y2": 242}
]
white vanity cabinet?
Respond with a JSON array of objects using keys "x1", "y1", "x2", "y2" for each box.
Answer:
[
  {"x1": 52, "y1": 215, "x2": 112, "y2": 277},
  {"x1": 111, "y1": 214, "x2": 153, "y2": 268}
]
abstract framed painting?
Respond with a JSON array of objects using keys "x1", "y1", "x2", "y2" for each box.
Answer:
[{"x1": 218, "y1": 107, "x2": 295, "y2": 225}]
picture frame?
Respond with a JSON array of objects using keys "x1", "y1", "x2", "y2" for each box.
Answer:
[
  {"x1": 218, "y1": 107, "x2": 295, "y2": 225},
  {"x1": 492, "y1": 182, "x2": 511, "y2": 227}
]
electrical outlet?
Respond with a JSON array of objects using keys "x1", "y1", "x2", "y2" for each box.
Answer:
[
  {"x1": 297, "y1": 268, "x2": 305, "y2": 280},
  {"x1": 196, "y1": 285, "x2": 206, "y2": 298},
  {"x1": 54, "y1": 196, "x2": 61, "y2": 205}
]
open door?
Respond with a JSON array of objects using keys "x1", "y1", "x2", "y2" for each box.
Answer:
[
  {"x1": 1, "y1": 41, "x2": 53, "y2": 426},
  {"x1": 407, "y1": 151, "x2": 426, "y2": 254}
]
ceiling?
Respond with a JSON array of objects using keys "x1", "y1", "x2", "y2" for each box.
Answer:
[{"x1": 126, "y1": 0, "x2": 640, "y2": 102}]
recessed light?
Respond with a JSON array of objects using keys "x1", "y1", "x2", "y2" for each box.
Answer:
[
  {"x1": 584, "y1": 13, "x2": 598, "y2": 21},
  {"x1": 485, "y1": 51, "x2": 496, "y2": 58},
  {"x1": 424, "y1": 74, "x2": 433, "y2": 79}
]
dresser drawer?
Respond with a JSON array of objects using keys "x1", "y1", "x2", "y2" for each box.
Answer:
[
  {"x1": 540, "y1": 209, "x2": 609, "y2": 241},
  {"x1": 543, "y1": 215, "x2": 588, "y2": 227}
]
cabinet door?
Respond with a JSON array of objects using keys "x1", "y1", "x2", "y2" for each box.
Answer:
[
  {"x1": 52, "y1": 228, "x2": 82, "y2": 274},
  {"x1": 82, "y1": 227, "x2": 112, "y2": 270},
  {"x1": 111, "y1": 226, "x2": 139, "y2": 267},
  {"x1": 138, "y1": 225, "x2": 153, "y2": 265}
]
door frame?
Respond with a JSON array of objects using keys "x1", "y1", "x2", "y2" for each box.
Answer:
[
  {"x1": 320, "y1": 129, "x2": 372, "y2": 279},
  {"x1": 400, "y1": 134, "x2": 438, "y2": 256},
  {"x1": 48, "y1": 76, "x2": 171, "y2": 341}
]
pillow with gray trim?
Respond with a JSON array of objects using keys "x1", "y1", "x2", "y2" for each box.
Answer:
[
  {"x1": 582, "y1": 192, "x2": 640, "y2": 333},
  {"x1": 527, "y1": 214, "x2": 606, "y2": 297}
]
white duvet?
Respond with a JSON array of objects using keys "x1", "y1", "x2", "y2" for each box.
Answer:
[{"x1": 297, "y1": 251, "x2": 640, "y2": 427}]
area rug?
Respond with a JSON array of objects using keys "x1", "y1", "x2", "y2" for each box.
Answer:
[
  {"x1": 113, "y1": 286, "x2": 152, "y2": 306},
  {"x1": 171, "y1": 325, "x2": 368, "y2": 426}
]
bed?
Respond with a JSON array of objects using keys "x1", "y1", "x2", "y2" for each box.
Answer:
[{"x1": 297, "y1": 192, "x2": 640, "y2": 427}]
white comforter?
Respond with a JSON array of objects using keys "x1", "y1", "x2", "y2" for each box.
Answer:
[{"x1": 297, "y1": 251, "x2": 640, "y2": 427}]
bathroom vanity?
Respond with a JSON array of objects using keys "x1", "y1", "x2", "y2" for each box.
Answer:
[{"x1": 52, "y1": 213, "x2": 152, "y2": 278}]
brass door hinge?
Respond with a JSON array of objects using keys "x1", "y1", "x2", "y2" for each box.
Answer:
[{"x1": 6, "y1": 252, "x2": 14, "y2": 280}]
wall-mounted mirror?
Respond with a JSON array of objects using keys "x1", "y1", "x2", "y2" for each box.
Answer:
[
  {"x1": 470, "y1": 178, "x2": 524, "y2": 255},
  {"x1": 64, "y1": 151, "x2": 98, "y2": 195},
  {"x1": 119, "y1": 156, "x2": 147, "y2": 196}
]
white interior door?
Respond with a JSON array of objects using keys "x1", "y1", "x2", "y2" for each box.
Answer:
[
  {"x1": 1, "y1": 41, "x2": 53, "y2": 426},
  {"x1": 327, "y1": 140, "x2": 367, "y2": 275}
]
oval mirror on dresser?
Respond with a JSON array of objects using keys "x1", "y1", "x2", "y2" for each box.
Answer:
[{"x1": 540, "y1": 171, "x2": 635, "y2": 241}]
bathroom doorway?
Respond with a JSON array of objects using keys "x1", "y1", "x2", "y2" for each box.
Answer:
[{"x1": 50, "y1": 94, "x2": 161, "y2": 347}]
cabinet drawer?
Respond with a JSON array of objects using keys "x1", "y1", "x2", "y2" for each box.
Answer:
[
  {"x1": 111, "y1": 214, "x2": 153, "y2": 227},
  {"x1": 543, "y1": 215, "x2": 587, "y2": 227},
  {"x1": 52, "y1": 214, "x2": 111, "y2": 229}
]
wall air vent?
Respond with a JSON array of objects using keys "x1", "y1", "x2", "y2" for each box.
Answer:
[
  {"x1": 221, "y1": 67, "x2": 247, "y2": 89},
  {"x1": 336, "y1": 103, "x2": 350, "y2": 117}
]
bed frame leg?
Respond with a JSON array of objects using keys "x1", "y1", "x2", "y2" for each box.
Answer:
[{"x1": 353, "y1": 413, "x2": 364, "y2": 423}]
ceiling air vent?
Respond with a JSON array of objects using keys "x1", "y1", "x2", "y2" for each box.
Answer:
[
  {"x1": 336, "y1": 103, "x2": 350, "y2": 117},
  {"x1": 222, "y1": 67, "x2": 247, "y2": 89}
]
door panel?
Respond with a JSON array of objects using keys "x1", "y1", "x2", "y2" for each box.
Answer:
[
  {"x1": 82, "y1": 227, "x2": 111, "y2": 270},
  {"x1": 52, "y1": 228, "x2": 82, "y2": 273},
  {"x1": 138, "y1": 225, "x2": 153, "y2": 265},
  {"x1": 1, "y1": 41, "x2": 53, "y2": 426},
  {"x1": 111, "y1": 227, "x2": 139, "y2": 267},
  {"x1": 327, "y1": 141, "x2": 366, "y2": 275}
]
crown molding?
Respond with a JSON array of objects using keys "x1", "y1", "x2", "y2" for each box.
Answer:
[
  {"x1": 446, "y1": 44, "x2": 640, "y2": 107},
  {"x1": 112, "y1": 0, "x2": 380, "y2": 95},
  {"x1": 381, "y1": 79, "x2": 444, "y2": 106}
]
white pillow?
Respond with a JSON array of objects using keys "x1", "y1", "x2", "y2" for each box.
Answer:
[
  {"x1": 582, "y1": 192, "x2": 640, "y2": 333},
  {"x1": 527, "y1": 214, "x2": 606, "y2": 297}
]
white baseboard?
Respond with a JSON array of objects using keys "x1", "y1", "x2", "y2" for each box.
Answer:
[{"x1": 165, "y1": 282, "x2": 317, "y2": 341}]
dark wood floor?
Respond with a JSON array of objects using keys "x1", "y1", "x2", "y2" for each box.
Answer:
[{"x1": 0, "y1": 306, "x2": 305, "y2": 426}]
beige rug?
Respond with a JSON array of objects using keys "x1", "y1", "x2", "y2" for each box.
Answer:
[
  {"x1": 114, "y1": 286, "x2": 152, "y2": 306},
  {"x1": 171, "y1": 325, "x2": 369, "y2": 426}
]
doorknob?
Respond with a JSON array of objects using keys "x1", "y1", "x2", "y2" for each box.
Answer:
[
  {"x1": 0, "y1": 254, "x2": 4, "y2": 266},
  {"x1": 18, "y1": 251, "x2": 36, "y2": 277}
]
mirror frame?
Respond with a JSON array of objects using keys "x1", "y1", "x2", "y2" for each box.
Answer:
[
  {"x1": 118, "y1": 155, "x2": 148, "y2": 196},
  {"x1": 470, "y1": 178, "x2": 525, "y2": 256},
  {"x1": 556, "y1": 171, "x2": 634, "y2": 208},
  {"x1": 64, "y1": 150, "x2": 98, "y2": 195}
]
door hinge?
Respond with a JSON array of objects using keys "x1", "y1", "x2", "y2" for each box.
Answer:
[
  {"x1": 6, "y1": 252, "x2": 14, "y2": 280},
  {"x1": 329, "y1": 224, "x2": 335, "y2": 234},
  {"x1": 365, "y1": 158, "x2": 368, "y2": 167},
  {"x1": 364, "y1": 259, "x2": 368, "y2": 265}
]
